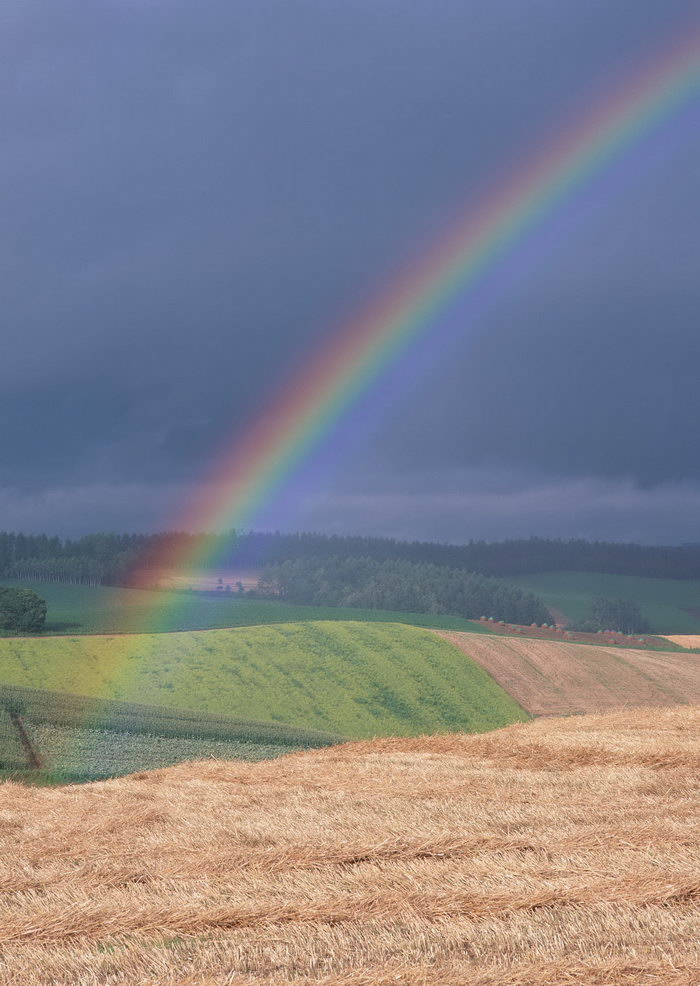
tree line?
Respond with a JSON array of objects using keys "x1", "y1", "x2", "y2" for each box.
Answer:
[
  {"x1": 2, "y1": 530, "x2": 700, "y2": 588},
  {"x1": 0, "y1": 533, "x2": 140, "y2": 586},
  {"x1": 258, "y1": 556, "x2": 551, "y2": 625},
  {"x1": 569, "y1": 597, "x2": 651, "y2": 635}
]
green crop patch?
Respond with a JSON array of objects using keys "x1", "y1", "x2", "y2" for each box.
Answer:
[
  {"x1": 0, "y1": 621, "x2": 527, "y2": 742},
  {"x1": 0, "y1": 683, "x2": 343, "y2": 782}
]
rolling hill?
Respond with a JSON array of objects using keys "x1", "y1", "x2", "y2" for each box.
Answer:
[
  {"x1": 508, "y1": 571, "x2": 700, "y2": 633},
  {"x1": 0, "y1": 621, "x2": 527, "y2": 739},
  {"x1": 2, "y1": 707, "x2": 699, "y2": 983}
]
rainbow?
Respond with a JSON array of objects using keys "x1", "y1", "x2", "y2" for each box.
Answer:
[
  {"x1": 142, "y1": 27, "x2": 699, "y2": 579},
  {"x1": 21, "y1": 26, "x2": 700, "y2": 774}
]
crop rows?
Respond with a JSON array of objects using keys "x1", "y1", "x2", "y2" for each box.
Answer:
[
  {"x1": 27, "y1": 723, "x2": 309, "y2": 779},
  {"x1": 0, "y1": 682, "x2": 344, "y2": 781},
  {"x1": 0, "y1": 683, "x2": 341, "y2": 746}
]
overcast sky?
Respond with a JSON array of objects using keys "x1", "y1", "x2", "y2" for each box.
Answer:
[{"x1": 1, "y1": 0, "x2": 699, "y2": 543}]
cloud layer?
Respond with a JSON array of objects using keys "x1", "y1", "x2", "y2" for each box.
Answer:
[{"x1": 0, "y1": 1, "x2": 698, "y2": 541}]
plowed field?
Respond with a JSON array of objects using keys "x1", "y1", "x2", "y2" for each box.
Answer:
[
  {"x1": 438, "y1": 631, "x2": 700, "y2": 716},
  {"x1": 2, "y1": 708, "x2": 700, "y2": 984}
]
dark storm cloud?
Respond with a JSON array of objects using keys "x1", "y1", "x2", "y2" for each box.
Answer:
[
  {"x1": 0, "y1": 0, "x2": 698, "y2": 539},
  {"x1": 298, "y1": 476, "x2": 700, "y2": 547}
]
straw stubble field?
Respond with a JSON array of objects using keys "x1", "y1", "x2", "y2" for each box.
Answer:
[{"x1": 1, "y1": 707, "x2": 700, "y2": 984}]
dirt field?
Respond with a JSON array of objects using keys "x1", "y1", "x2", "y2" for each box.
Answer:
[
  {"x1": 1, "y1": 708, "x2": 700, "y2": 984},
  {"x1": 439, "y1": 630, "x2": 700, "y2": 716},
  {"x1": 662, "y1": 635, "x2": 700, "y2": 650}
]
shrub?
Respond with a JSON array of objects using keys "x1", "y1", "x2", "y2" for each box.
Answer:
[{"x1": 0, "y1": 587, "x2": 47, "y2": 633}]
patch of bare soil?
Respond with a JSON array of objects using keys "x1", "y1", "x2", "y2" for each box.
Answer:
[
  {"x1": 2, "y1": 708, "x2": 700, "y2": 984},
  {"x1": 479, "y1": 617, "x2": 653, "y2": 647},
  {"x1": 439, "y1": 631, "x2": 700, "y2": 716}
]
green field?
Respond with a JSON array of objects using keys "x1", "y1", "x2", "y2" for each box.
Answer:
[
  {"x1": 0, "y1": 580, "x2": 487, "y2": 635},
  {"x1": 0, "y1": 683, "x2": 342, "y2": 782},
  {"x1": 0, "y1": 621, "x2": 527, "y2": 739},
  {"x1": 508, "y1": 572, "x2": 700, "y2": 634}
]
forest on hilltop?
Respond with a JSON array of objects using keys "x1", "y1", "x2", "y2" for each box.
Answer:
[
  {"x1": 259, "y1": 556, "x2": 550, "y2": 626},
  {"x1": 2, "y1": 531, "x2": 700, "y2": 586}
]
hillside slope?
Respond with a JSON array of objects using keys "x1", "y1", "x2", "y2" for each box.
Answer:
[
  {"x1": 440, "y1": 630, "x2": 700, "y2": 715},
  {"x1": 0, "y1": 622, "x2": 527, "y2": 738},
  {"x1": 2, "y1": 708, "x2": 699, "y2": 984}
]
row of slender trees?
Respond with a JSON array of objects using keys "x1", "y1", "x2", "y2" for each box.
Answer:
[
  {"x1": 0, "y1": 533, "x2": 138, "y2": 586},
  {"x1": 7, "y1": 558, "x2": 107, "y2": 586}
]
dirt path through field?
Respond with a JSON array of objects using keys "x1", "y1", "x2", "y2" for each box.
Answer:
[{"x1": 437, "y1": 630, "x2": 700, "y2": 716}]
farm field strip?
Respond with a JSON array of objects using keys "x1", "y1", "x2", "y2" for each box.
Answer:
[
  {"x1": 438, "y1": 630, "x2": 700, "y2": 716},
  {"x1": 2, "y1": 708, "x2": 699, "y2": 983},
  {"x1": 17, "y1": 724, "x2": 311, "y2": 780},
  {"x1": 0, "y1": 684, "x2": 341, "y2": 781}
]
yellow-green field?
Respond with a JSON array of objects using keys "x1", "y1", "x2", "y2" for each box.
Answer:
[{"x1": 0, "y1": 621, "x2": 527, "y2": 738}]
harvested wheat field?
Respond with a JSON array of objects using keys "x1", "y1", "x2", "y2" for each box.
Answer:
[
  {"x1": 2, "y1": 708, "x2": 700, "y2": 985},
  {"x1": 662, "y1": 635, "x2": 700, "y2": 650},
  {"x1": 439, "y1": 630, "x2": 700, "y2": 716}
]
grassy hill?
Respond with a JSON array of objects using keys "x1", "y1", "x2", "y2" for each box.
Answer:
[
  {"x1": 3, "y1": 707, "x2": 699, "y2": 983},
  {"x1": 0, "y1": 684, "x2": 342, "y2": 782},
  {"x1": 508, "y1": 571, "x2": 700, "y2": 633},
  {"x1": 0, "y1": 621, "x2": 527, "y2": 739},
  {"x1": 0, "y1": 580, "x2": 485, "y2": 635}
]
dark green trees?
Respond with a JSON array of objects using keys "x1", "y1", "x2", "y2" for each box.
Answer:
[
  {"x1": 1, "y1": 531, "x2": 700, "y2": 587},
  {"x1": 569, "y1": 596, "x2": 651, "y2": 634},
  {"x1": 258, "y1": 556, "x2": 550, "y2": 625},
  {"x1": 0, "y1": 587, "x2": 47, "y2": 633},
  {"x1": 588, "y1": 597, "x2": 651, "y2": 635}
]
